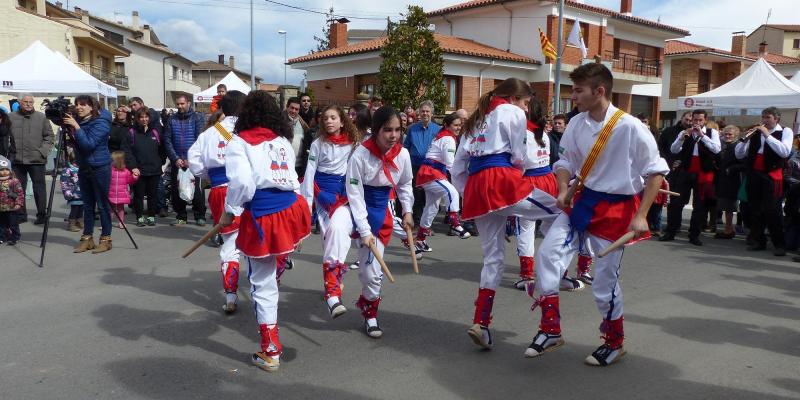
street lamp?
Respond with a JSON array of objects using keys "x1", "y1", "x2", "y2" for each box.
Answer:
[{"x1": 278, "y1": 30, "x2": 287, "y2": 86}]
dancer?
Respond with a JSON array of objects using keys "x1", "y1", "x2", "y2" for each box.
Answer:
[
  {"x1": 346, "y1": 106, "x2": 414, "y2": 338},
  {"x1": 300, "y1": 105, "x2": 362, "y2": 318},
  {"x1": 524, "y1": 63, "x2": 667, "y2": 366},
  {"x1": 414, "y1": 113, "x2": 470, "y2": 254},
  {"x1": 188, "y1": 90, "x2": 246, "y2": 313},
  {"x1": 221, "y1": 90, "x2": 311, "y2": 372},
  {"x1": 451, "y1": 78, "x2": 560, "y2": 350}
]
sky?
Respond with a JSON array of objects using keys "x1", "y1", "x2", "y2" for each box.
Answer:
[{"x1": 67, "y1": 0, "x2": 798, "y2": 86}]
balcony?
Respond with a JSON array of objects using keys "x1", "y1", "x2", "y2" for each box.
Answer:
[
  {"x1": 604, "y1": 51, "x2": 661, "y2": 77},
  {"x1": 76, "y1": 62, "x2": 129, "y2": 89}
]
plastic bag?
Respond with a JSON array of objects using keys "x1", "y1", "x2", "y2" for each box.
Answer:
[{"x1": 178, "y1": 168, "x2": 195, "y2": 202}]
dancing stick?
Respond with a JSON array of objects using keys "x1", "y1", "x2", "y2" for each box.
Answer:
[
  {"x1": 598, "y1": 231, "x2": 636, "y2": 258},
  {"x1": 659, "y1": 189, "x2": 680, "y2": 197},
  {"x1": 403, "y1": 226, "x2": 421, "y2": 274},
  {"x1": 182, "y1": 223, "x2": 222, "y2": 258},
  {"x1": 368, "y1": 242, "x2": 395, "y2": 283}
]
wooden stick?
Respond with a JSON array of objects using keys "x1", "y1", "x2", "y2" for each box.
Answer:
[
  {"x1": 368, "y1": 241, "x2": 395, "y2": 283},
  {"x1": 659, "y1": 189, "x2": 680, "y2": 197},
  {"x1": 403, "y1": 226, "x2": 421, "y2": 274},
  {"x1": 563, "y1": 175, "x2": 583, "y2": 206},
  {"x1": 598, "y1": 231, "x2": 636, "y2": 258},
  {"x1": 182, "y1": 223, "x2": 223, "y2": 258}
]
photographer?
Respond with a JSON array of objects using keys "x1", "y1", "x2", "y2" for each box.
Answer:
[
  {"x1": 63, "y1": 96, "x2": 114, "y2": 254},
  {"x1": 9, "y1": 94, "x2": 54, "y2": 224}
]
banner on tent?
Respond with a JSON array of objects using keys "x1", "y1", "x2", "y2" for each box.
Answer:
[
  {"x1": 681, "y1": 97, "x2": 714, "y2": 109},
  {"x1": 712, "y1": 108, "x2": 740, "y2": 116},
  {"x1": 746, "y1": 108, "x2": 764, "y2": 116}
]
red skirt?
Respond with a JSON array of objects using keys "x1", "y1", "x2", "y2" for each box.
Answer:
[
  {"x1": 523, "y1": 173, "x2": 558, "y2": 198},
  {"x1": 462, "y1": 167, "x2": 534, "y2": 220},
  {"x1": 566, "y1": 194, "x2": 650, "y2": 244},
  {"x1": 416, "y1": 164, "x2": 448, "y2": 187},
  {"x1": 208, "y1": 186, "x2": 240, "y2": 234},
  {"x1": 236, "y1": 194, "x2": 311, "y2": 258}
]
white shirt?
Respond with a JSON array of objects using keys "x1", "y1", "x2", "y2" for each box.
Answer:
[
  {"x1": 554, "y1": 104, "x2": 669, "y2": 195},
  {"x1": 734, "y1": 123, "x2": 793, "y2": 160},
  {"x1": 289, "y1": 116, "x2": 304, "y2": 157},
  {"x1": 346, "y1": 145, "x2": 414, "y2": 239},
  {"x1": 670, "y1": 127, "x2": 721, "y2": 156},
  {"x1": 423, "y1": 133, "x2": 457, "y2": 169},
  {"x1": 224, "y1": 135, "x2": 300, "y2": 216},
  {"x1": 451, "y1": 103, "x2": 528, "y2": 193},
  {"x1": 187, "y1": 116, "x2": 237, "y2": 182},
  {"x1": 523, "y1": 126, "x2": 551, "y2": 170},
  {"x1": 300, "y1": 137, "x2": 355, "y2": 210}
]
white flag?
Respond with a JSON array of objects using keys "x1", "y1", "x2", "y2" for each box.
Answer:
[{"x1": 567, "y1": 19, "x2": 588, "y2": 59}]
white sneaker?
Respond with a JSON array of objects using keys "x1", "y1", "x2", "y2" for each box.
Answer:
[
  {"x1": 349, "y1": 261, "x2": 360, "y2": 270},
  {"x1": 365, "y1": 318, "x2": 382, "y2": 338},
  {"x1": 251, "y1": 352, "x2": 280, "y2": 372},
  {"x1": 326, "y1": 297, "x2": 347, "y2": 319},
  {"x1": 585, "y1": 344, "x2": 626, "y2": 366},
  {"x1": 524, "y1": 330, "x2": 565, "y2": 358},
  {"x1": 467, "y1": 324, "x2": 493, "y2": 350},
  {"x1": 450, "y1": 225, "x2": 471, "y2": 239},
  {"x1": 560, "y1": 276, "x2": 585, "y2": 292},
  {"x1": 514, "y1": 278, "x2": 535, "y2": 291}
]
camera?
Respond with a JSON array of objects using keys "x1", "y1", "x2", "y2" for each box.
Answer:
[{"x1": 42, "y1": 96, "x2": 72, "y2": 126}]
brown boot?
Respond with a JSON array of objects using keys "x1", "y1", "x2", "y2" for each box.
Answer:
[
  {"x1": 76, "y1": 219, "x2": 84, "y2": 230},
  {"x1": 67, "y1": 219, "x2": 81, "y2": 232},
  {"x1": 92, "y1": 236, "x2": 112, "y2": 254},
  {"x1": 74, "y1": 235, "x2": 95, "y2": 253}
]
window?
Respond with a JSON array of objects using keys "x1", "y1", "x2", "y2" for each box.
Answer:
[
  {"x1": 794, "y1": 39, "x2": 800, "y2": 49},
  {"x1": 563, "y1": 20, "x2": 590, "y2": 48},
  {"x1": 359, "y1": 84, "x2": 375, "y2": 96},
  {"x1": 77, "y1": 47, "x2": 84, "y2": 63},
  {"x1": 115, "y1": 62, "x2": 125, "y2": 76},
  {"x1": 613, "y1": 39, "x2": 621, "y2": 59},
  {"x1": 443, "y1": 76, "x2": 460, "y2": 110},
  {"x1": 559, "y1": 98, "x2": 573, "y2": 113},
  {"x1": 171, "y1": 65, "x2": 178, "y2": 79}
]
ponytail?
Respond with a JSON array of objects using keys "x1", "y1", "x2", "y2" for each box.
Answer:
[{"x1": 463, "y1": 91, "x2": 494, "y2": 138}]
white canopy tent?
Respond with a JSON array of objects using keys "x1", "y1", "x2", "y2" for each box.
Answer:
[
  {"x1": 0, "y1": 40, "x2": 117, "y2": 98},
  {"x1": 193, "y1": 71, "x2": 251, "y2": 103},
  {"x1": 678, "y1": 58, "x2": 800, "y2": 110},
  {"x1": 791, "y1": 71, "x2": 800, "y2": 86}
]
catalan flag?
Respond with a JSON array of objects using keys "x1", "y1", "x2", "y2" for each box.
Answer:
[{"x1": 538, "y1": 28, "x2": 558, "y2": 62}]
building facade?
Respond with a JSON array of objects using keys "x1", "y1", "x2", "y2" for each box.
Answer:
[
  {"x1": 193, "y1": 55, "x2": 261, "y2": 91},
  {"x1": 747, "y1": 25, "x2": 800, "y2": 59}
]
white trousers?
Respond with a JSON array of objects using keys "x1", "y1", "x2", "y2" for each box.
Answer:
[
  {"x1": 475, "y1": 190, "x2": 559, "y2": 290},
  {"x1": 220, "y1": 231, "x2": 240, "y2": 265},
  {"x1": 317, "y1": 202, "x2": 353, "y2": 265},
  {"x1": 420, "y1": 180, "x2": 460, "y2": 228},
  {"x1": 247, "y1": 256, "x2": 279, "y2": 325},
  {"x1": 535, "y1": 213, "x2": 624, "y2": 320},
  {"x1": 356, "y1": 240, "x2": 386, "y2": 300}
]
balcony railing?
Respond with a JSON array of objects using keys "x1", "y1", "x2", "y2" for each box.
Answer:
[
  {"x1": 604, "y1": 51, "x2": 661, "y2": 77},
  {"x1": 76, "y1": 62, "x2": 129, "y2": 89}
]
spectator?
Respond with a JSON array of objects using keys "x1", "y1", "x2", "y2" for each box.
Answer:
[
  {"x1": 8, "y1": 94, "x2": 54, "y2": 224},
  {"x1": 108, "y1": 151, "x2": 138, "y2": 229},
  {"x1": 350, "y1": 102, "x2": 371, "y2": 140},
  {"x1": 164, "y1": 93, "x2": 207, "y2": 226},
  {"x1": 217, "y1": 84, "x2": 227, "y2": 97},
  {"x1": 786, "y1": 134, "x2": 800, "y2": 257},
  {"x1": 659, "y1": 111, "x2": 691, "y2": 163},
  {"x1": 298, "y1": 93, "x2": 316, "y2": 128},
  {"x1": 0, "y1": 106, "x2": 16, "y2": 161},
  {"x1": 285, "y1": 97, "x2": 313, "y2": 177},
  {"x1": 404, "y1": 105, "x2": 417, "y2": 124},
  {"x1": 637, "y1": 113, "x2": 658, "y2": 141},
  {"x1": 59, "y1": 147, "x2": 82, "y2": 232},
  {"x1": 547, "y1": 113, "x2": 566, "y2": 166},
  {"x1": 129, "y1": 108, "x2": 166, "y2": 227},
  {"x1": 128, "y1": 97, "x2": 163, "y2": 130},
  {"x1": 404, "y1": 100, "x2": 440, "y2": 222},
  {"x1": 64, "y1": 95, "x2": 113, "y2": 254},
  {"x1": 714, "y1": 125, "x2": 743, "y2": 239},
  {"x1": 399, "y1": 112, "x2": 408, "y2": 134},
  {"x1": 369, "y1": 95, "x2": 384, "y2": 115},
  {"x1": 108, "y1": 105, "x2": 137, "y2": 172},
  {"x1": 0, "y1": 156, "x2": 23, "y2": 245}
]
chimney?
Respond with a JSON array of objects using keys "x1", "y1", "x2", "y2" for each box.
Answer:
[
  {"x1": 218, "y1": 54, "x2": 225, "y2": 64},
  {"x1": 142, "y1": 25, "x2": 151, "y2": 44},
  {"x1": 80, "y1": 9, "x2": 90, "y2": 24},
  {"x1": 731, "y1": 31, "x2": 746, "y2": 57},
  {"x1": 620, "y1": 0, "x2": 633, "y2": 16},
  {"x1": 229, "y1": 56, "x2": 235, "y2": 70},
  {"x1": 328, "y1": 21, "x2": 349, "y2": 49},
  {"x1": 55, "y1": 1, "x2": 62, "y2": 8},
  {"x1": 132, "y1": 11, "x2": 140, "y2": 30},
  {"x1": 758, "y1": 41, "x2": 769, "y2": 57},
  {"x1": 74, "y1": 6, "x2": 81, "y2": 14},
  {"x1": 35, "y1": 0, "x2": 46, "y2": 15}
]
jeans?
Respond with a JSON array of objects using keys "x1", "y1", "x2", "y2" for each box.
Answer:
[
  {"x1": 0, "y1": 211, "x2": 20, "y2": 241},
  {"x1": 12, "y1": 163, "x2": 46, "y2": 218},
  {"x1": 647, "y1": 205, "x2": 663, "y2": 232},
  {"x1": 170, "y1": 166, "x2": 206, "y2": 221},
  {"x1": 134, "y1": 175, "x2": 160, "y2": 218},
  {"x1": 79, "y1": 164, "x2": 112, "y2": 237}
]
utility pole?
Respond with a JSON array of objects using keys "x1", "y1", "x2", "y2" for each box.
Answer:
[
  {"x1": 553, "y1": 0, "x2": 564, "y2": 114},
  {"x1": 250, "y1": 0, "x2": 255, "y2": 89}
]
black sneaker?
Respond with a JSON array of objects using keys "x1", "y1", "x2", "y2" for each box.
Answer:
[
  {"x1": 365, "y1": 321, "x2": 382, "y2": 338},
  {"x1": 284, "y1": 258, "x2": 294, "y2": 270},
  {"x1": 774, "y1": 248, "x2": 786, "y2": 257},
  {"x1": 449, "y1": 225, "x2": 471, "y2": 239},
  {"x1": 7, "y1": 240, "x2": 17, "y2": 246},
  {"x1": 688, "y1": 237, "x2": 703, "y2": 246},
  {"x1": 136, "y1": 217, "x2": 146, "y2": 227},
  {"x1": 585, "y1": 343, "x2": 626, "y2": 366},
  {"x1": 747, "y1": 243, "x2": 766, "y2": 251},
  {"x1": 524, "y1": 330, "x2": 565, "y2": 357},
  {"x1": 328, "y1": 301, "x2": 346, "y2": 319},
  {"x1": 34, "y1": 215, "x2": 46, "y2": 225},
  {"x1": 658, "y1": 233, "x2": 675, "y2": 242}
]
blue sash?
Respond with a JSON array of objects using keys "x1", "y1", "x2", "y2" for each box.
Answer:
[
  {"x1": 244, "y1": 187, "x2": 297, "y2": 241},
  {"x1": 524, "y1": 165, "x2": 552, "y2": 177},
  {"x1": 314, "y1": 171, "x2": 346, "y2": 210},
  {"x1": 421, "y1": 158, "x2": 448, "y2": 174},
  {"x1": 468, "y1": 153, "x2": 513, "y2": 176},
  {"x1": 207, "y1": 167, "x2": 228, "y2": 187},
  {"x1": 362, "y1": 185, "x2": 391, "y2": 236},
  {"x1": 569, "y1": 187, "x2": 632, "y2": 233}
]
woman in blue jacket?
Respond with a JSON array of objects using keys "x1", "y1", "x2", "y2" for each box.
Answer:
[{"x1": 63, "y1": 95, "x2": 113, "y2": 253}]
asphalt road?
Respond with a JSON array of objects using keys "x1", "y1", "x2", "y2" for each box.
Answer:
[{"x1": 1, "y1": 195, "x2": 798, "y2": 399}]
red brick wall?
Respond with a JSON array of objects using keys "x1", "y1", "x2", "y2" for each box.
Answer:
[
  {"x1": 616, "y1": 93, "x2": 632, "y2": 112},
  {"x1": 461, "y1": 76, "x2": 496, "y2": 112},
  {"x1": 307, "y1": 77, "x2": 355, "y2": 107},
  {"x1": 532, "y1": 81, "x2": 554, "y2": 113},
  {"x1": 669, "y1": 58, "x2": 700, "y2": 98}
]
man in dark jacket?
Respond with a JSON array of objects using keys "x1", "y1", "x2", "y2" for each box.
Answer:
[
  {"x1": 164, "y1": 94, "x2": 206, "y2": 226},
  {"x1": 659, "y1": 111, "x2": 691, "y2": 163},
  {"x1": 128, "y1": 97, "x2": 163, "y2": 131},
  {"x1": 8, "y1": 95, "x2": 54, "y2": 224},
  {"x1": 547, "y1": 114, "x2": 567, "y2": 166},
  {"x1": 0, "y1": 107, "x2": 16, "y2": 162}
]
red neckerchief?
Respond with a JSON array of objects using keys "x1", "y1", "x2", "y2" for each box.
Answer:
[
  {"x1": 362, "y1": 136, "x2": 402, "y2": 185},
  {"x1": 327, "y1": 132, "x2": 352, "y2": 145},
  {"x1": 527, "y1": 121, "x2": 540, "y2": 132},
  {"x1": 237, "y1": 127, "x2": 278, "y2": 145},
  {"x1": 486, "y1": 96, "x2": 510, "y2": 115},
  {"x1": 435, "y1": 128, "x2": 456, "y2": 141}
]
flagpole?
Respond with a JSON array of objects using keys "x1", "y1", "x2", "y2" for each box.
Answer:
[{"x1": 553, "y1": 0, "x2": 564, "y2": 114}]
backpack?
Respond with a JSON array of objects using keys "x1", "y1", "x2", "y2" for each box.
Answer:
[{"x1": 129, "y1": 127, "x2": 161, "y2": 146}]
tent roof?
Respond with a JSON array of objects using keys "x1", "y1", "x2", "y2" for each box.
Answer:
[
  {"x1": 0, "y1": 41, "x2": 116, "y2": 98},
  {"x1": 193, "y1": 71, "x2": 251, "y2": 103},
  {"x1": 677, "y1": 58, "x2": 800, "y2": 109},
  {"x1": 791, "y1": 71, "x2": 800, "y2": 86}
]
